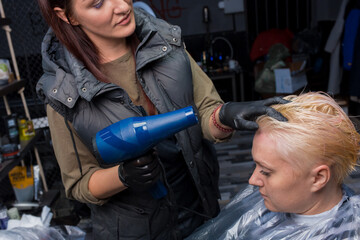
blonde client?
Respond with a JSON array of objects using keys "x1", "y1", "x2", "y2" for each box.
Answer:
[{"x1": 187, "y1": 92, "x2": 360, "y2": 240}]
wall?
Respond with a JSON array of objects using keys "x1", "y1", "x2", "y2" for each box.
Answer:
[
  {"x1": 311, "y1": 0, "x2": 343, "y2": 25},
  {"x1": 0, "y1": 0, "x2": 47, "y2": 119},
  {"x1": 136, "y1": 0, "x2": 246, "y2": 35},
  {"x1": 0, "y1": 0, "x2": 46, "y2": 58},
  {"x1": 0, "y1": 0, "x2": 345, "y2": 61},
  {"x1": 0, "y1": 0, "x2": 246, "y2": 61},
  {"x1": 0, "y1": 0, "x2": 347, "y2": 107}
]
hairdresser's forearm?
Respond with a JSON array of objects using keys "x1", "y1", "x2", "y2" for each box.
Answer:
[
  {"x1": 88, "y1": 166, "x2": 127, "y2": 199},
  {"x1": 208, "y1": 106, "x2": 233, "y2": 139}
]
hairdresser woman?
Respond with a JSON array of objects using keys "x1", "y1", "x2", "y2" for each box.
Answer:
[{"x1": 36, "y1": 0, "x2": 287, "y2": 239}]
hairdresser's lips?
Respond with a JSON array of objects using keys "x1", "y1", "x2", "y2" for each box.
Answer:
[{"x1": 116, "y1": 11, "x2": 131, "y2": 26}]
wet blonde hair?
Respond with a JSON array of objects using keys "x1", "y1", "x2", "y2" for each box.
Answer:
[{"x1": 256, "y1": 92, "x2": 360, "y2": 184}]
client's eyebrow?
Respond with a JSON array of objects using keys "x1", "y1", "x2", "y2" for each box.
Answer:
[{"x1": 253, "y1": 159, "x2": 273, "y2": 171}]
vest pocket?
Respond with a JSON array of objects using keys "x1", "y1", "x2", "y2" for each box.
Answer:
[
  {"x1": 90, "y1": 200, "x2": 151, "y2": 240},
  {"x1": 118, "y1": 213, "x2": 150, "y2": 240},
  {"x1": 111, "y1": 201, "x2": 151, "y2": 239},
  {"x1": 108, "y1": 198, "x2": 174, "y2": 240}
]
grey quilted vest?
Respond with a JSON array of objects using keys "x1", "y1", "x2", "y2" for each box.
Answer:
[{"x1": 37, "y1": 8, "x2": 220, "y2": 239}]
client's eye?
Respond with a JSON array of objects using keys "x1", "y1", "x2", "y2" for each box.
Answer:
[{"x1": 260, "y1": 170, "x2": 271, "y2": 177}]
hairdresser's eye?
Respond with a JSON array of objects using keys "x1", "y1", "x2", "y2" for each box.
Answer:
[
  {"x1": 260, "y1": 170, "x2": 271, "y2": 177},
  {"x1": 93, "y1": 0, "x2": 104, "y2": 9}
]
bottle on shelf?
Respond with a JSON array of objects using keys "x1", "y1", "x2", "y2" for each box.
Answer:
[
  {"x1": 18, "y1": 117, "x2": 35, "y2": 141},
  {"x1": 201, "y1": 51, "x2": 208, "y2": 73},
  {"x1": 4, "y1": 114, "x2": 19, "y2": 145},
  {"x1": 0, "y1": 204, "x2": 9, "y2": 230}
]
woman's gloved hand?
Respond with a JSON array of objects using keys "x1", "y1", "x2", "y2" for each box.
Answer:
[
  {"x1": 118, "y1": 151, "x2": 161, "y2": 191},
  {"x1": 219, "y1": 97, "x2": 289, "y2": 131}
]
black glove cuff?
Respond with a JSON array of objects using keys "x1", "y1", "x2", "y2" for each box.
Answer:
[
  {"x1": 218, "y1": 102, "x2": 231, "y2": 125},
  {"x1": 118, "y1": 164, "x2": 130, "y2": 188}
]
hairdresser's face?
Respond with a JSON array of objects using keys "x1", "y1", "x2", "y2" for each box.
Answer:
[
  {"x1": 249, "y1": 131, "x2": 313, "y2": 214},
  {"x1": 70, "y1": 0, "x2": 135, "y2": 47}
]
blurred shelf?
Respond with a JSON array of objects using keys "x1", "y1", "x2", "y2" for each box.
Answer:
[
  {"x1": 209, "y1": 72, "x2": 238, "y2": 102},
  {"x1": 1, "y1": 7, "x2": 49, "y2": 192},
  {"x1": 0, "y1": 79, "x2": 26, "y2": 96},
  {"x1": 0, "y1": 129, "x2": 42, "y2": 182}
]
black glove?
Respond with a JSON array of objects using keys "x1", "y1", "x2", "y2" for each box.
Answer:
[
  {"x1": 118, "y1": 151, "x2": 161, "y2": 191},
  {"x1": 219, "y1": 97, "x2": 289, "y2": 131}
]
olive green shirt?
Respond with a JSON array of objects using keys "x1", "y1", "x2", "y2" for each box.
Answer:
[{"x1": 47, "y1": 52, "x2": 225, "y2": 205}]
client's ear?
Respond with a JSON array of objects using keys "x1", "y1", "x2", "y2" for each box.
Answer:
[
  {"x1": 53, "y1": 7, "x2": 79, "y2": 25},
  {"x1": 310, "y1": 165, "x2": 330, "y2": 192}
]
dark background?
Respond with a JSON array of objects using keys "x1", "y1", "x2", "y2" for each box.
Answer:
[
  {"x1": 0, "y1": 0, "x2": 345, "y2": 198},
  {"x1": 0, "y1": 0, "x2": 341, "y2": 121}
]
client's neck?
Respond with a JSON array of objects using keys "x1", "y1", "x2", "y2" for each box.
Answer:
[{"x1": 303, "y1": 182, "x2": 343, "y2": 215}]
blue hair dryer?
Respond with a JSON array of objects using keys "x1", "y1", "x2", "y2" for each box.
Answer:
[{"x1": 93, "y1": 106, "x2": 199, "y2": 199}]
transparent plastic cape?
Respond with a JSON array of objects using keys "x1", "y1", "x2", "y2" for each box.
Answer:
[
  {"x1": 187, "y1": 185, "x2": 360, "y2": 240},
  {"x1": 0, "y1": 226, "x2": 65, "y2": 240},
  {"x1": 0, "y1": 225, "x2": 86, "y2": 240}
]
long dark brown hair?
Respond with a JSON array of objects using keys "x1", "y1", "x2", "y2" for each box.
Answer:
[{"x1": 37, "y1": 0, "x2": 107, "y2": 82}]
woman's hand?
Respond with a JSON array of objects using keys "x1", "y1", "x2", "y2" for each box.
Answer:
[
  {"x1": 219, "y1": 97, "x2": 289, "y2": 130},
  {"x1": 118, "y1": 151, "x2": 161, "y2": 191}
]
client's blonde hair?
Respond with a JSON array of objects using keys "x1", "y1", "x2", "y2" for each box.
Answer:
[{"x1": 256, "y1": 92, "x2": 360, "y2": 185}]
